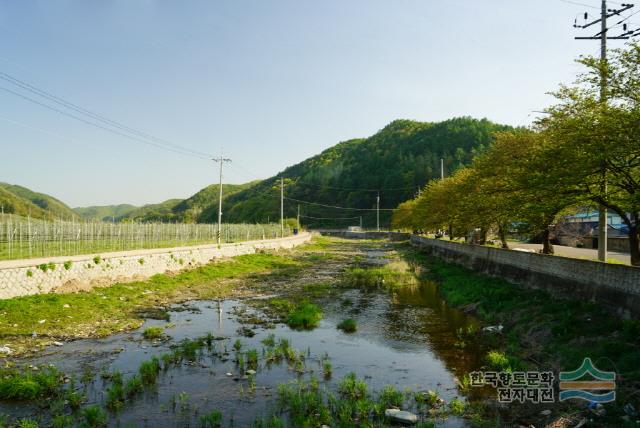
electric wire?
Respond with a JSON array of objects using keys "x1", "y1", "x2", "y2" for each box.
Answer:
[
  {"x1": 0, "y1": 85, "x2": 211, "y2": 160},
  {"x1": 284, "y1": 196, "x2": 396, "y2": 211},
  {"x1": 0, "y1": 71, "x2": 213, "y2": 159}
]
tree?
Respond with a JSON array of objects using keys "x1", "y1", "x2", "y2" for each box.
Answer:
[{"x1": 539, "y1": 44, "x2": 640, "y2": 265}]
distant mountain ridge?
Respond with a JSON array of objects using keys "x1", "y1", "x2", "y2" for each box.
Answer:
[
  {"x1": 0, "y1": 183, "x2": 77, "y2": 219},
  {"x1": 11, "y1": 117, "x2": 512, "y2": 227}
]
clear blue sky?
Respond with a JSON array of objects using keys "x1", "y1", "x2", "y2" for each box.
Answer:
[{"x1": 0, "y1": 0, "x2": 631, "y2": 207}]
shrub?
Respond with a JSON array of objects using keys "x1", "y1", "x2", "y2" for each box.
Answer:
[
  {"x1": 26, "y1": 270, "x2": 33, "y2": 277},
  {"x1": 200, "y1": 409, "x2": 222, "y2": 427},
  {"x1": 80, "y1": 405, "x2": 107, "y2": 427},
  {"x1": 139, "y1": 357, "x2": 161, "y2": 386},
  {"x1": 485, "y1": 350, "x2": 511, "y2": 371},
  {"x1": 337, "y1": 318, "x2": 357, "y2": 333},
  {"x1": 0, "y1": 366, "x2": 63, "y2": 400},
  {"x1": 142, "y1": 326, "x2": 164, "y2": 340},
  {"x1": 63, "y1": 261, "x2": 73, "y2": 270},
  {"x1": 93, "y1": 256, "x2": 101, "y2": 265},
  {"x1": 286, "y1": 301, "x2": 323, "y2": 329}
]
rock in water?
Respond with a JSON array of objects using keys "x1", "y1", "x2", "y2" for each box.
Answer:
[{"x1": 385, "y1": 409, "x2": 418, "y2": 425}]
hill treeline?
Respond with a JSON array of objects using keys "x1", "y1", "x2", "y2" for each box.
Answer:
[
  {"x1": 0, "y1": 183, "x2": 77, "y2": 220},
  {"x1": 219, "y1": 117, "x2": 512, "y2": 228}
]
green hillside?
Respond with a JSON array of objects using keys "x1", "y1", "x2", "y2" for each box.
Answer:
[
  {"x1": 219, "y1": 117, "x2": 513, "y2": 228},
  {"x1": 0, "y1": 187, "x2": 49, "y2": 218},
  {"x1": 74, "y1": 204, "x2": 139, "y2": 221},
  {"x1": 117, "y1": 182, "x2": 259, "y2": 222},
  {"x1": 0, "y1": 183, "x2": 77, "y2": 219}
]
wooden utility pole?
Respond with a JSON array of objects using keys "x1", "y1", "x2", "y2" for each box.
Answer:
[
  {"x1": 280, "y1": 177, "x2": 284, "y2": 236},
  {"x1": 376, "y1": 193, "x2": 380, "y2": 232},
  {"x1": 213, "y1": 155, "x2": 231, "y2": 245}
]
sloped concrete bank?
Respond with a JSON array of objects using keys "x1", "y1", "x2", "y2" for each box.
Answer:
[
  {"x1": 409, "y1": 235, "x2": 640, "y2": 318},
  {"x1": 0, "y1": 232, "x2": 312, "y2": 299}
]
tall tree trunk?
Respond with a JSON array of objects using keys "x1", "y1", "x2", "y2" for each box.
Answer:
[
  {"x1": 448, "y1": 224, "x2": 453, "y2": 240},
  {"x1": 542, "y1": 227, "x2": 554, "y2": 255},
  {"x1": 629, "y1": 215, "x2": 640, "y2": 267},
  {"x1": 498, "y1": 225, "x2": 509, "y2": 249},
  {"x1": 479, "y1": 228, "x2": 487, "y2": 245}
]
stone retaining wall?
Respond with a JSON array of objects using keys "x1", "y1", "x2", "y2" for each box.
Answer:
[
  {"x1": 410, "y1": 235, "x2": 640, "y2": 318},
  {"x1": 0, "y1": 232, "x2": 312, "y2": 299}
]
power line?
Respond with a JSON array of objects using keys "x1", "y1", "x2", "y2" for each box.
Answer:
[
  {"x1": 0, "y1": 85, "x2": 209, "y2": 159},
  {"x1": 284, "y1": 196, "x2": 395, "y2": 211},
  {"x1": 299, "y1": 215, "x2": 360, "y2": 220},
  {"x1": 0, "y1": 71, "x2": 213, "y2": 159}
]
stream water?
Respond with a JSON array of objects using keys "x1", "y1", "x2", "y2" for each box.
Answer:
[{"x1": 0, "y1": 241, "x2": 488, "y2": 427}]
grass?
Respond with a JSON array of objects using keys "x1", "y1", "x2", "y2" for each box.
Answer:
[
  {"x1": 342, "y1": 262, "x2": 417, "y2": 290},
  {"x1": 142, "y1": 326, "x2": 164, "y2": 340},
  {"x1": 272, "y1": 372, "x2": 464, "y2": 427},
  {"x1": 336, "y1": 318, "x2": 357, "y2": 333},
  {"x1": 0, "y1": 366, "x2": 63, "y2": 400},
  {"x1": 407, "y1": 248, "x2": 640, "y2": 424},
  {"x1": 286, "y1": 301, "x2": 323, "y2": 330},
  {"x1": 200, "y1": 409, "x2": 222, "y2": 427},
  {"x1": 0, "y1": 252, "x2": 302, "y2": 354}
]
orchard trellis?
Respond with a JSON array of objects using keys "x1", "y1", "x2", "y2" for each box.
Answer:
[{"x1": 0, "y1": 214, "x2": 291, "y2": 261}]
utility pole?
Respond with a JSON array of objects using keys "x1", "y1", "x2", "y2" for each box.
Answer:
[
  {"x1": 297, "y1": 204, "x2": 300, "y2": 228},
  {"x1": 376, "y1": 193, "x2": 380, "y2": 232},
  {"x1": 573, "y1": 1, "x2": 634, "y2": 261},
  {"x1": 280, "y1": 177, "x2": 284, "y2": 237},
  {"x1": 213, "y1": 155, "x2": 231, "y2": 245},
  {"x1": 440, "y1": 158, "x2": 444, "y2": 180},
  {"x1": 360, "y1": 216, "x2": 363, "y2": 229}
]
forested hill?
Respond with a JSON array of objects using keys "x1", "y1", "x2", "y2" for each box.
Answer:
[
  {"x1": 0, "y1": 183, "x2": 78, "y2": 219},
  {"x1": 218, "y1": 117, "x2": 513, "y2": 227}
]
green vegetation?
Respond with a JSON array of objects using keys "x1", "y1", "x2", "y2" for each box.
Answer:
[
  {"x1": 0, "y1": 182, "x2": 78, "y2": 220},
  {"x1": 336, "y1": 318, "x2": 357, "y2": 333},
  {"x1": 63, "y1": 260, "x2": 73, "y2": 270},
  {"x1": 0, "y1": 252, "x2": 301, "y2": 354},
  {"x1": 113, "y1": 182, "x2": 259, "y2": 223},
  {"x1": 139, "y1": 357, "x2": 161, "y2": 386},
  {"x1": 286, "y1": 301, "x2": 323, "y2": 329},
  {"x1": 199, "y1": 409, "x2": 222, "y2": 427},
  {"x1": 73, "y1": 204, "x2": 138, "y2": 222},
  {"x1": 343, "y1": 262, "x2": 416, "y2": 290},
  {"x1": 142, "y1": 326, "x2": 164, "y2": 340},
  {"x1": 0, "y1": 366, "x2": 63, "y2": 400},
  {"x1": 394, "y1": 44, "x2": 640, "y2": 265},
  {"x1": 417, "y1": 251, "x2": 640, "y2": 420},
  {"x1": 219, "y1": 117, "x2": 511, "y2": 228}
]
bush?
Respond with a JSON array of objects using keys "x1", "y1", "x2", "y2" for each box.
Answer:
[
  {"x1": 337, "y1": 318, "x2": 357, "y2": 333},
  {"x1": 286, "y1": 302, "x2": 323, "y2": 329},
  {"x1": 142, "y1": 326, "x2": 164, "y2": 340}
]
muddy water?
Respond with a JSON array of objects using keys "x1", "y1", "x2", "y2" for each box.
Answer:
[{"x1": 1, "y1": 242, "x2": 487, "y2": 427}]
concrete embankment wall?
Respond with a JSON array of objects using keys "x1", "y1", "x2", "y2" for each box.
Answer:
[
  {"x1": 0, "y1": 232, "x2": 312, "y2": 300},
  {"x1": 409, "y1": 235, "x2": 640, "y2": 318}
]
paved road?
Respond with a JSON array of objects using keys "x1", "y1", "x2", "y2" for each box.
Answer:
[{"x1": 508, "y1": 242, "x2": 631, "y2": 265}]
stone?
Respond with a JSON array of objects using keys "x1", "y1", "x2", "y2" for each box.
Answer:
[
  {"x1": 63, "y1": 304, "x2": 70, "y2": 308},
  {"x1": 52, "y1": 341, "x2": 64, "y2": 347},
  {"x1": 483, "y1": 325, "x2": 503, "y2": 333},
  {"x1": 0, "y1": 346, "x2": 11, "y2": 354},
  {"x1": 246, "y1": 369, "x2": 256, "y2": 375},
  {"x1": 38, "y1": 319, "x2": 46, "y2": 324},
  {"x1": 385, "y1": 409, "x2": 418, "y2": 425}
]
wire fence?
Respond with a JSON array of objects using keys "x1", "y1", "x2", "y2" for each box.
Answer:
[{"x1": 0, "y1": 214, "x2": 292, "y2": 261}]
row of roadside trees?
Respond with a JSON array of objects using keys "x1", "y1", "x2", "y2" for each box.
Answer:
[{"x1": 392, "y1": 44, "x2": 640, "y2": 266}]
